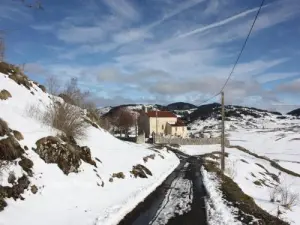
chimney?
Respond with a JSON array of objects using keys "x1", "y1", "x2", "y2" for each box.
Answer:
[{"x1": 144, "y1": 105, "x2": 148, "y2": 113}]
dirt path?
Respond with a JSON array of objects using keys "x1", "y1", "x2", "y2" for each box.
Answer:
[{"x1": 118, "y1": 156, "x2": 207, "y2": 225}]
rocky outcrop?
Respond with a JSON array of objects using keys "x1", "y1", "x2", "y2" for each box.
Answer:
[
  {"x1": 0, "y1": 135, "x2": 24, "y2": 160},
  {"x1": 130, "y1": 164, "x2": 152, "y2": 178},
  {"x1": 80, "y1": 146, "x2": 97, "y2": 167},
  {"x1": 0, "y1": 118, "x2": 10, "y2": 137},
  {"x1": 35, "y1": 136, "x2": 82, "y2": 175},
  {"x1": 143, "y1": 154, "x2": 155, "y2": 163},
  {"x1": 0, "y1": 175, "x2": 30, "y2": 211},
  {"x1": 19, "y1": 156, "x2": 34, "y2": 176},
  {"x1": 13, "y1": 130, "x2": 24, "y2": 141},
  {"x1": 35, "y1": 136, "x2": 97, "y2": 175}
]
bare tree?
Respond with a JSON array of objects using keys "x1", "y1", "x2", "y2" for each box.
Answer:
[
  {"x1": 62, "y1": 77, "x2": 90, "y2": 108},
  {"x1": 45, "y1": 76, "x2": 61, "y2": 96},
  {"x1": 111, "y1": 108, "x2": 135, "y2": 137}
]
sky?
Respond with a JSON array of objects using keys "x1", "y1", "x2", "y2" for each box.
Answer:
[{"x1": 1, "y1": 0, "x2": 300, "y2": 112}]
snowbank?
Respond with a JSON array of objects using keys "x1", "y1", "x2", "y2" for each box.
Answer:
[{"x1": 202, "y1": 167, "x2": 241, "y2": 225}]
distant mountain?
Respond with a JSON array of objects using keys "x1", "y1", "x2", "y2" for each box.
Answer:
[
  {"x1": 167, "y1": 102, "x2": 197, "y2": 111},
  {"x1": 187, "y1": 103, "x2": 282, "y2": 123},
  {"x1": 287, "y1": 108, "x2": 300, "y2": 116}
]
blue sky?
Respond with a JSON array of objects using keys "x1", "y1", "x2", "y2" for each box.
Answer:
[{"x1": 1, "y1": 0, "x2": 300, "y2": 111}]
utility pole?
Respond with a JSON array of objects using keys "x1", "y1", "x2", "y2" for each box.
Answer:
[
  {"x1": 221, "y1": 91, "x2": 225, "y2": 172},
  {"x1": 135, "y1": 113, "x2": 138, "y2": 139},
  {"x1": 156, "y1": 108, "x2": 158, "y2": 135}
]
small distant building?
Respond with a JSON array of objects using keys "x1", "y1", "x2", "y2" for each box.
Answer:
[{"x1": 138, "y1": 108, "x2": 187, "y2": 138}]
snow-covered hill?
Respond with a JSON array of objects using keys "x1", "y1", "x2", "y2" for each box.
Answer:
[
  {"x1": 0, "y1": 71, "x2": 179, "y2": 225},
  {"x1": 288, "y1": 108, "x2": 300, "y2": 117},
  {"x1": 187, "y1": 103, "x2": 299, "y2": 137}
]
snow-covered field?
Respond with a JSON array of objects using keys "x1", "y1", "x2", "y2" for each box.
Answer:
[
  {"x1": 183, "y1": 114, "x2": 300, "y2": 224},
  {"x1": 0, "y1": 73, "x2": 180, "y2": 225}
]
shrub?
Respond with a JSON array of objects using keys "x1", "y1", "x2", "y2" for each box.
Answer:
[
  {"x1": 43, "y1": 102, "x2": 88, "y2": 140},
  {"x1": 279, "y1": 185, "x2": 299, "y2": 209},
  {"x1": 269, "y1": 184, "x2": 299, "y2": 209},
  {"x1": 0, "y1": 62, "x2": 12, "y2": 74},
  {"x1": 45, "y1": 76, "x2": 61, "y2": 96},
  {"x1": 9, "y1": 73, "x2": 32, "y2": 90},
  {"x1": 0, "y1": 118, "x2": 9, "y2": 136},
  {"x1": 0, "y1": 89, "x2": 12, "y2": 100},
  {"x1": 24, "y1": 103, "x2": 43, "y2": 121}
]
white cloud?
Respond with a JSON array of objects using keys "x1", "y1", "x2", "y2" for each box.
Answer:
[
  {"x1": 57, "y1": 25, "x2": 105, "y2": 44},
  {"x1": 102, "y1": 0, "x2": 140, "y2": 21},
  {"x1": 254, "y1": 72, "x2": 299, "y2": 83}
]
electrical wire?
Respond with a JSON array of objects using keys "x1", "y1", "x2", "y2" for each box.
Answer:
[{"x1": 198, "y1": 0, "x2": 266, "y2": 105}]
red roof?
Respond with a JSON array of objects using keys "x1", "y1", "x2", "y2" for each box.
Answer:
[
  {"x1": 170, "y1": 119, "x2": 186, "y2": 127},
  {"x1": 146, "y1": 111, "x2": 177, "y2": 118}
]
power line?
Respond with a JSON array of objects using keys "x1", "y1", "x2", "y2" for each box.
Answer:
[{"x1": 198, "y1": 0, "x2": 265, "y2": 106}]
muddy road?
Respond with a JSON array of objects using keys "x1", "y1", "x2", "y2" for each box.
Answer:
[{"x1": 118, "y1": 155, "x2": 207, "y2": 225}]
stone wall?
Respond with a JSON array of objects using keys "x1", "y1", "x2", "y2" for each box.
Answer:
[{"x1": 154, "y1": 135, "x2": 229, "y2": 146}]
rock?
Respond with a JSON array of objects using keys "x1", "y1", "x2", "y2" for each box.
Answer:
[
  {"x1": 80, "y1": 146, "x2": 96, "y2": 167},
  {"x1": 0, "y1": 89, "x2": 12, "y2": 100},
  {"x1": 95, "y1": 157, "x2": 102, "y2": 163},
  {"x1": 143, "y1": 154, "x2": 156, "y2": 163},
  {"x1": 35, "y1": 136, "x2": 81, "y2": 175},
  {"x1": 31, "y1": 185, "x2": 38, "y2": 194},
  {"x1": 0, "y1": 118, "x2": 9, "y2": 136},
  {"x1": 13, "y1": 130, "x2": 24, "y2": 141},
  {"x1": 131, "y1": 164, "x2": 152, "y2": 178},
  {"x1": 112, "y1": 172, "x2": 125, "y2": 179},
  {"x1": 109, "y1": 178, "x2": 113, "y2": 182},
  {"x1": 24, "y1": 146, "x2": 28, "y2": 150},
  {"x1": 19, "y1": 157, "x2": 34, "y2": 176},
  {"x1": 0, "y1": 135, "x2": 24, "y2": 160},
  {"x1": 7, "y1": 172, "x2": 16, "y2": 184},
  {"x1": 38, "y1": 84, "x2": 46, "y2": 92}
]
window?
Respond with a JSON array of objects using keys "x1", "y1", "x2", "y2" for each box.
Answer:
[
  {"x1": 162, "y1": 124, "x2": 164, "y2": 130},
  {"x1": 175, "y1": 127, "x2": 177, "y2": 132}
]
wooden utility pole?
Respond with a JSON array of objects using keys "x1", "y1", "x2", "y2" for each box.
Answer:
[
  {"x1": 221, "y1": 91, "x2": 225, "y2": 172},
  {"x1": 135, "y1": 113, "x2": 138, "y2": 138},
  {"x1": 156, "y1": 108, "x2": 158, "y2": 135}
]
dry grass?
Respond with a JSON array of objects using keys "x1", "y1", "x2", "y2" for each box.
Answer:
[
  {"x1": 269, "y1": 184, "x2": 299, "y2": 210},
  {"x1": 24, "y1": 103, "x2": 43, "y2": 121},
  {"x1": 0, "y1": 118, "x2": 9, "y2": 136},
  {"x1": 0, "y1": 89, "x2": 11, "y2": 100},
  {"x1": 43, "y1": 102, "x2": 88, "y2": 140}
]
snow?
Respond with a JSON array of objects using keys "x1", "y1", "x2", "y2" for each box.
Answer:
[
  {"x1": 202, "y1": 167, "x2": 242, "y2": 225},
  {"x1": 0, "y1": 73, "x2": 180, "y2": 225},
  {"x1": 185, "y1": 111, "x2": 300, "y2": 224},
  {"x1": 180, "y1": 145, "x2": 220, "y2": 156}
]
